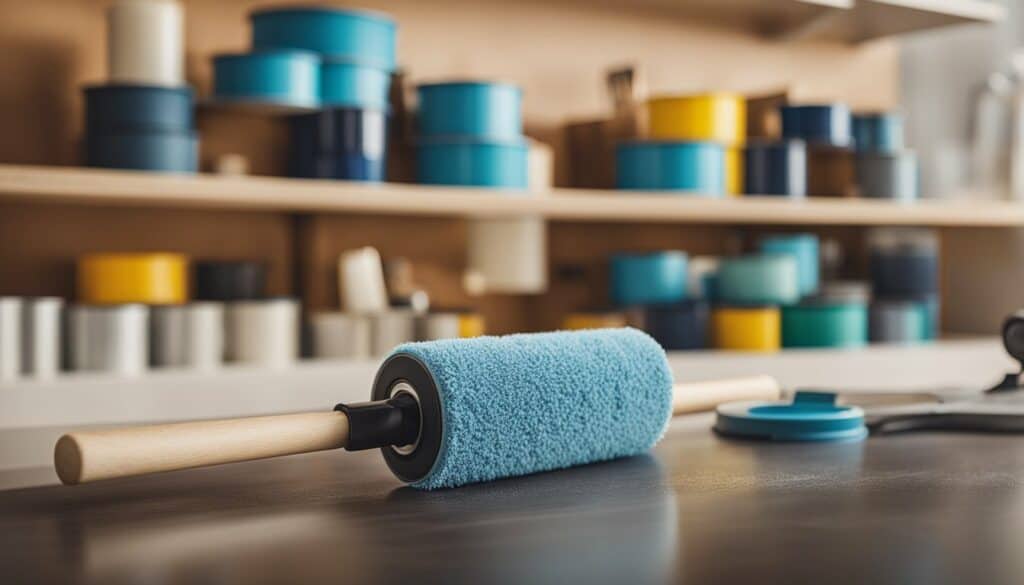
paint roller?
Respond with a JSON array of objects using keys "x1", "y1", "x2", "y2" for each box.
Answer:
[{"x1": 54, "y1": 329, "x2": 780, "y2": 489}]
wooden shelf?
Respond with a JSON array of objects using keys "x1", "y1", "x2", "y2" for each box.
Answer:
[{"x1": 0, "y1": 164, "x2": 1022, "y2": 227}]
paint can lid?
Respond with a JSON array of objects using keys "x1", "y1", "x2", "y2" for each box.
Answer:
[{"x1": 715, "y1": 391, "x2": 868, "y2": 442}]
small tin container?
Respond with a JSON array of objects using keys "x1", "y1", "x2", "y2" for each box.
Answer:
[
  {"x1": 744, "y1": 140, "x2": 807, "y2": 198},
  {"x1": 647, "y1": 93, "x2": 746, "y2": 145},
  {"x1": 852, "y1": 112, "x2": 904, "y2": 152},
  {"x1": 417, "y1": 313, "x2": 462, "y2": 341},
  {"x1": 712, "y1": 306, "x2": 781, "y2": 352},
  {"x1": 85, "y1": 131, "x2": 198, "y2": 173},
  {"x1": 856, "y1": 151, "x2": 919, "y2": 200},
  {"x1": 370, "y1": 309, "x2": 417, "y2": 356},
  {"x1": 309, "y1": 312, "x2": 372, "y2": 359},
  {"x1": 78, "y1": 253, "x2": 188, "y2": 306},
  {"x1": 195, "y1": 261, "x2": 268, "y2": 302},
  {"x1": 759, "y1": 234, "x2": 820, "y2": 297},
  {"x1": 21, "y1": 297, "x2": 63, "y2": 378},
  {"x1": 615, "y1": 141, "x2": 725, "y2": 195},
  {"x1": 869, "y1": 247, "x2": 938, "y2": 298},
  {"x1": 321, "y1": 61, "x2": 392, "y2": 109},
  {"x1": 781, "y1": 302, "x2": 868, "y2": 348},
  {"x1": 150, "y1": 303, "x2": 225, "y2": 369},
  {"x1": 610, "y1": 252, "x2": 689, "y2": 307},
  {"x1": 68, "y1": 304, "x2": 150, "y2": 376},
  {"x1": 717, "y1": 254, "x2": 801, "y2": 306},
  {"x1": 225, "y1": 299, "x2": 300, "y2": 368},
  {"x1": 84, "y1": 85, "x2": 194, "y2": 134},
  {"x1": 0, "y1": 298, "x2": 22, "y2": 381},
  {"x1": 417, "y1": 82, "x2": 523, "y2": 141},
  {"x1": 781, "y1": 104, "x2": 852, "y2": 147},
  {"x1": 213, "y1": 51, "x2": 320, "y2": 109},
  {"x1": 250, "y1": 7, "x2": 397, "y2": 70},
  {"x1": 416, "y1": 139, "x2": 529, "y2": 189}
]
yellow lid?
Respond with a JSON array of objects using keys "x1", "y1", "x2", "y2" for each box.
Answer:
[
  {"x1": 647, "y1": 93, "x2": 747, "y2": 146},
  {"x1": 712, "y1": 306, "x2": 780, "y2": 352},
  {"x1": 77, "y1": 253, "x2": 189, "y2": 305}
]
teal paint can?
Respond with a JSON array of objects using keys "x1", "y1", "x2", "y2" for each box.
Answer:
[
  {"x1": 760, "y1": 234, "x2": 820, "y2": 297},
  {"x1": 416, "y1": 139, "x2": 528, "y2": 189},
  {"x1": 610, "y1": 252, "x2": 689, "y2": 307},
  {"x1": 615, "y1": 141, "x2": 725, "y2": 195},
  {"x1": 250, "y1": 7, "x2": 397, "y2": 71},
  {"x1": 717, "y1": 254, "x2": 801, "y2": 306},
  {"x1": 212, "y1": 51, "x2": 320, "y2": 109},
  {"x1": 782, "y1": 302, "x2": 868, "y2": 348},
  {"x1": 417, "y1": 82, "x2": 522, "y2": 141}
]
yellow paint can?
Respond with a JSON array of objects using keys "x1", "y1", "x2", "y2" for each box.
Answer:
[
  {"x1": 647, "y1": 93, "x2": 747, "y2": 146},
  {"x1": 712, "y1": 306, "x2": 780, "y2": 352},
  {"x1": 458, "y1": 313, "x2": 486, "y2": 338},
  {"x1": 562, "y1": 312, "x2": 628, "y2": 331},
  {"x1": 78, "y1": 253, "x2": 189, "y2": 305}
]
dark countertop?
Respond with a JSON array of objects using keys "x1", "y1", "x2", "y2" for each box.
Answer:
[{"x1": 3, "y1": 414, "x2": 1024, "y2": 585}]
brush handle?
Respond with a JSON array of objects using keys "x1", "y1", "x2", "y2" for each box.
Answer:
[
  {"x1": 671, "y1": 375, "x2": 781, "y2": 415},
  {"x1": 54, "y1": 412, "x2": 348, "y2": 485}
]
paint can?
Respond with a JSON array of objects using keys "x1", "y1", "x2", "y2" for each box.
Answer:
[
  {"x1": 759, "y1": 233, "x2": 819, "y2": 297},
  {"x1": 107, "y1": 0, "x2": 184, "y2": 86},
  {"x1": 781, "y1": 104, "x2": 852, "y2": 147},
  {"x1": 213, "y1": 51, "x2": 320, "y2": 109},
  {"x1": 615, "y1": 141, "x2": 725, "y2": 195},
  {"x1": 370, "y1": 310, "x2": 417, "y2": 356},
  {"x1": 416, "y1": 139, "x2": 529, "y2": 189},
  {"x1": 781, "y1": 302, "x2": 868, "y2": 348},
  {"x1": 717, "y1": 254, "x2": 801, "y2": 306},
  {"x1": 868, "y1": 229, "x2": 938, "y2": 298},
  {"x1": 562, "y1": 311, "x2": 628, "y2": 330},
  {"x1": 466, "y1": 217, "x2": 547, "y2": 294},
  {"x1": 320, "y1": 61, "x2": 392, "y2": 109},
  {"x1": 630, "y1": 300, "x2": 710, "y2": 351},
  {"x1": 289, "y1": 107, "x2": 388, "y2": 181},
  {"x1": 68, "y1": 304, "x2": 149, "y2": 376},
  {"x1": 309, "y1": 312, "x2": 372, "y2": 359},
  {"x1": 712, "y1": 306, "x2": 781, "y2": 352},
  {"x1": 869, "y1": 300, "x2": 928, "y2": 344},
  {"x1": 225, "y1": 299, "x2": 300, "y2": 367},
  {"x1": 807, "y1": 145, "x2": 854, "y2": 197},
  {"x1": 338, "y1": 247, "x2": 389, "y2": 314},
  {"x1": 85, "y1": 131, "x2": 198, "y2": 173},
  {"x1": 417, "y1": 82, "x2": 522, "y2": 141},
  {"x1": 458, "y1": 313, "x2": 486, "y2": 338},
  {"x1": 84, "y1": 85, "x2": 193, "y2": 134},
  {"x1": 417, "y1": 313, "x2": 462, "y2": 341},
  {"x1": 150, "y1": 302, "x2": 225, "y2": 369},
  {"x1": 852, "y1": 112, "x2": 903, "y2": 152},
  {"x1": 194, "y1": 261, "x2": 267, "y2": 301},
  {"x1": 78, "y1": 253, "x2": 188, "y2": 305},
  {"x1": 610, "y1": 252, "x2": 689, "y2": 306},
  {"x1": 744, "y1": 140, "x2": 807, "y2": 198},
  {"x1": 856, "y1": 151, "x2": 919, "y2": 200},
  {"x1": 250, "y1": 7, "x2": 397, "y2": 70},
  {"x1": 0, "y1": 298, "x2": 22, "y2": 381},
  {"x1": 21, "y1": 297, "x2": 63, "y2": 378}
]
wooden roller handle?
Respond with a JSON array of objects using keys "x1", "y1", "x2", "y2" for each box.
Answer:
[
  {"x1": 54, "y1": 411, "x2": 349, "y2": 485},
  {"x1": 671, "y1": 375, "x2": 782, "y2": 415},
  {"x1": 54, "y1": 375, "x2": 780, "y2": 485}
]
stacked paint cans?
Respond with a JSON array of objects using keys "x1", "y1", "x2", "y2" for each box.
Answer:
[
  {"x1": 780, "y1": 104, "x2": 853, "y2": 197},
  {"x1": 617, "y1": 93, "x2": 739, "y2": 196},
  {"x1": 606, "y1": 251, "x2": 710, "y2": 350},
  {"x1": 84, "y1": 0, "x2": 198, "y2": 172},
  {"x1": 212, "y1": 7, "x2": 397, "y2": 181},
  {"x1": 867, "y1": 228, "x2": 939, "y2": 343},
  {"x1": 853, "y1": 112, "x2": 919, "y2": 200},
  {"x1": 415, "y1": 82, "x2": 528, "y2": 189}
]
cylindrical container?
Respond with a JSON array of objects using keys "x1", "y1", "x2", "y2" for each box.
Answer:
[
  {"x1": 250, "y1": 7, "x2": 397, "y2": 70},
  {"x1": 84, "y1": 132, "x2": 198, "y2": 173},
  {"x1": 744, "y1": 140, "x2": 807, "y2": 197},
  {"x1": 194, "y1": 261, "x2": 267, "y2": 301},
  {"x1": 869, "y1": 230, "x2": 938, "y2": 298},
  {"x1": 150, "y1": 303, "x2": 224, "y2": 369},
  {"x1": 615, "y1": 141, "x2": 725, "y2": 195},
  {"x1": 466, "y1": 217, "x2": 547, "y2": 294},
  {"x1": 717, "y1": 254, "x2": 801, "y2": 306},
  {"x1": 458, "y1": 313, "x2": 486, "y2": 338},
  {"x1": 417, "y1": 313, "x2": 462, "y2": 341},
  {"x1": 78, "y1": 253, "x2": 188, "y2": 305},
  {"x1": 856, "y1": 151, "x2": 919, "y2": 200},
  {"x1": 781, "y1": 104, "x2": 852, "y2": 147},
  {"x1": 528, "y1": 140, "x2": 554, "y2": 192},
  {"x1": 922, "y1": 295, "x2": 940, "y2": 340},
  {"x1": 562, "y1": 311, "x2": 628, "y2": 330},
  {"x1": 0, "y1": 298, "x2": 22, "y2": 381},
  {"x1": 852, "y1": 112, "x2": 904, "y2": 152},
  {"x1": 416, "y1": 139, "x2": 528, "y2": 189},
  {"x1": 370, "y1": 310, "x2": 417, "y2": 356},
  {"x1": 807, "y1": 145, "x2": 855, "y2": 197},
  {"x1": 212, "y1": 51, "x2": 320, "y2": 109},
  {"x1": 687, "y1": 256, "x2": 719, "y2": 300},
  {"x1": 320, "y1": 61, "x2": 392, "y2": 109},
  {"x1": 20, "y1": 297, "x2": 63, "y2": 378},
  {"x1": 870, "y1": 300, "x2": 928, "y2": 344},
  {"x1": 84, "y1": 85, "x2": 193, "y2": 134},
  {"x1": 68, "y1": 304, "x2": 149, "y2": 376},
  {"x1": 309, "y1": 312, "x2": 372, "y2": 359},
  {"x1": 107, "y1": 0, "x2": 183, "y2": 86},
  {"x1": 781, "y1": 302, "x2": 868, "y2": 348},
  {"x1": 289, "y1": 107, "x2": 388, "y2": 181},
  {"x1": 339, "y1": 247, "x2": 389, "y2": 314},
  {"x1": 759, "y1": 234, "x2": 820, "y2": 297},
  {"x1": 610, "y1": 252, "x2": 689, "y2": 307},
  {"x1": 647, "y1": 93, "x2": 746, "y2": 145},
  {"x1": 712, "y1": 306, "x2": 781, "y2": 352},
  {"x1": 725, "y1": 147, "x2": 743, "y2": 196},
  {"x1": 819, "y1": 280, "x2": 872, "y2": 304},
  {"x1": 630, "y1": 301, "x2": 709, "y2": 351},
  {"x1": 417, "y1": 82, "x2": 522, "y2": 141},
  {"x1": 225, "y1": 299, "x2": 300, "y2": 367}
]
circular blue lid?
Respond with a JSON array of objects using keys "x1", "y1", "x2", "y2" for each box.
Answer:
[{"x1": 715, "y1": 391, "x2": 868, "y2": 442}]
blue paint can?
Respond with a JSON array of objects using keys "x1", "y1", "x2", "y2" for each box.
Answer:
[
  {"x1": 416, "y1": 139, "x2": 528, "y2": 189},
  {"x1": 213, "y1": 51, "x2": 320, "y2": 109},
  {"x1": 321, "y1": 61, "x2": 391, "y2": 109},
  {"x1": 84, "y1": 85, "x2": 193, "y2": 134},
  {"x1": 609, "y1": 252, "x2": 688, "y2": 307},
  {"x1": 759, "y1": 233, "x2": 819, "y2": 297},
  {"x1": 85, "y1": 131, "x2": 198, "y2": 173},
  {"x1": 417, "y1": 82, "x2": 522, "y2": 141},
  {"x1": 869, "y1": 247, "x2": 938, "y2": 298},
  {"x1": 781, "y1": 104, "x2": 852, "y2": 147},
  {"x1": 631, "y1": 300, "x2": 709, "y2": 350},
  {"x1": 869, "y1": 300, "x2": 928, "y2": 344},
  {"x1": 744, "y1": 140, "x2": 807, "y2": 197},
  {"x1": 250, "y1": 7, "x2": 397, "y2": 71},
  {"x1": 615, "y1": 141, "x2": 725, "y2": 195},
  {"x1": 852, "y1": 112, "x2": 903, "y2": 152},
  {"x1": 289, "y1": 108, "x2": 388, "y2": 181}
]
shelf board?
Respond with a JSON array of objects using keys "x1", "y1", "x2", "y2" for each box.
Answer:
[
  {"x1": 0, "y1": 164, "x2": 1022, "y2": 227},
  {"x1": 788, "y1": 0, "x2": 1006, "y2": 43}
]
